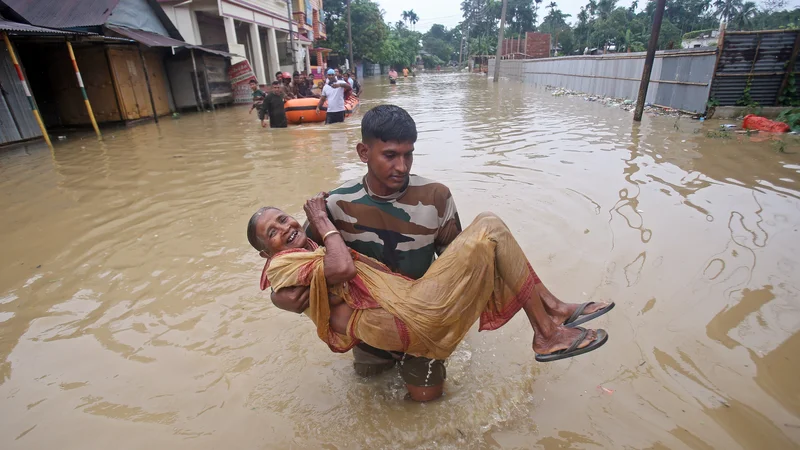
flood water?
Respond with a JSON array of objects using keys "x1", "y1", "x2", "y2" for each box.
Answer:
[{"x1": 1, "y1": 73, "x2": 799, "y2": 449}]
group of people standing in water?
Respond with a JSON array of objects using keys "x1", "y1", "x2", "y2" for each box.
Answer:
[
  {"x1": 248, "y1": 68, "x2": 362, "y2": 128},
  {"x1": 247, "y1": 104, "x2": 614, "y2": 402},
  {"x1": 388, "y1": 66, "x2": 412, "y2": 84}
]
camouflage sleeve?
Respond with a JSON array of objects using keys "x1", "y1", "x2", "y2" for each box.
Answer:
[{"x1": 435, "y1": 189, "x2": 462, "y2": 256}]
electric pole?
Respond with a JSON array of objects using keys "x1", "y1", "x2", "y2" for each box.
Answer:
[
  {"x1": 286, "y1": 0, "x2": 297, "y2": 71},
  {"x1": 633, "y1": 0, "x2": 666, "y2": 121},
  {"x1": 347, "y1": 0, "x2": 354, "y2": 71},
  {"x1": 493, "y1": 0, "x2": 508, "y2": 82}
]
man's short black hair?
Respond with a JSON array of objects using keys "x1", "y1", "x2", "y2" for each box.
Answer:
[
  {"x1": 249, "y1": 79, "x2": 257, "y2": 84},
  {"x1": 293, "y1": 71, "x2": 300, "y2": 76},
  {"x1": 361, "y1": 105, "x2": 417, "y2": 144},
  {"x1": 271, "y1": 80, "x2": 280, "y2": 86}
]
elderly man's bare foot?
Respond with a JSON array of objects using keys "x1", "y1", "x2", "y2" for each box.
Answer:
[{"x1": 532, "y1": 326, "x2": 599, "y2": 356}]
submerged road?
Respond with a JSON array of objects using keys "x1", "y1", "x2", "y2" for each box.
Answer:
[{"x1": 1, "y1": 73, "x2": 799, "y2": 449}]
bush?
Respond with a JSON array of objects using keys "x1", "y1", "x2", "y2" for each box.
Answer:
[{"x1": 777, "y1": 108, "x2": 800, "y2": 132}]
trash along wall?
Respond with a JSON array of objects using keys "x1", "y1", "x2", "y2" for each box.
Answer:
[{"x1": 489, "y1": 48, "x2": 717, "y2": 113}]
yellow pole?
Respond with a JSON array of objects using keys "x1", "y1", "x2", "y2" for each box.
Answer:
[
  {"x1": 2, "y1": 31, "x2": 52, "y2": 147},
  {"x1": 66, "y1": 40, "x2": 101, "y2": 137}
]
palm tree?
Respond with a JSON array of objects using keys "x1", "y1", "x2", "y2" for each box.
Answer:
[
  {"x1": 597, "y1": 0, "x2": 617, "y2": 19},
  {"x1": 408, "y1": 10, "x2": 419, "y2": 30},
  {"x1": 401, "y1": 10, "x2": 411, "y2": 26},
  {"x1": 586, "y1": 0, "x2": 598, "y2": 18},
  {"x1": 733, "y1": 1, "x2": 758, "y2": 28},
  {"x1": 714, "y1": 0, "x2": 743, "y2": 24}
]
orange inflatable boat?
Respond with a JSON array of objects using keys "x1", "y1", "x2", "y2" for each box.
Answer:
[{"x1": 284, "y1": 96, "x2": 360, "y2": 124}]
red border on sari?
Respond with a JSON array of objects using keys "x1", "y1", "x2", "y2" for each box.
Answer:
[{"x1": 477, "y1": 263, "x2": 536, "y2": 331}]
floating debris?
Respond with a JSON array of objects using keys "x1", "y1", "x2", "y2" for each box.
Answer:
[
  {"x1": 545, "y1": 86, "x2": 698, "y2": 118},
  {"x1": 597, "y1": 385, "x2": 615, "y2": 395}
]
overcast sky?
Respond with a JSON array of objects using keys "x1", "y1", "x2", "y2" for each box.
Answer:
[{"x1": 374, "y1": 0, "x2": 800, "y2": 32}]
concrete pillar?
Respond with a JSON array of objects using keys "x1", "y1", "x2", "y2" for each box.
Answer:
[
  {"x1": 249, "y1": 23, "x2": 266, "y2": 83},
  {"x1": 223, "y1": 16, "x2": 246, "y2": 64},
  {"x1": 266, "y1": 27, "x2": 280, "y2": 80},
  {"x1": 304, "y1": 45, "x2": 311, "y2": 73},
  {"x1": 189, "y1": 7, "x2": 202, "y2": 45}
]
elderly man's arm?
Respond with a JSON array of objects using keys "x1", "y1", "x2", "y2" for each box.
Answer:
[{"x1": 305, "y1": 193, "x2": 356, "y2": 284}]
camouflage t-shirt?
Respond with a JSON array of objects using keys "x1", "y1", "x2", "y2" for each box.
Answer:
[{"x1": 312, "y1": 175, "x2": 462, "y2": 280}]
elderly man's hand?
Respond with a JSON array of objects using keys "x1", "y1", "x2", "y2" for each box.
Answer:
[{"x1": 270, "y1": 286, "x2": 310, "y2": 313}]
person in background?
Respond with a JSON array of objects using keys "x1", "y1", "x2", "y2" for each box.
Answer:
[
  {"x1": 293, "y1": 71, "x2": 315, "y2": 98},
  {"x1": 311, "y1": 79, "x2": 324, "y2": 96},
  {"x1": 248, "y1": 79, "x2": 266, "y2": 115},
  {"x1": 258, "y1": 81, "x2": 287, "y2": 129},
  {"x1": 344, "y1": 72, "x2": 361, "y2": 96},
  {"x1": 388, "y1": 67, "x2": 398, "y2": 85},
  {"x1": 275, "y1": 71, "x2": 283, "y2": 82},
  {"x1": 351, "y1": 73, "x2": 362, "y2": 96},
  {"x1": 280, "y1": 72, "x2": 296, "y2": 100},
  {"x1": 334, "y1": 68, "x2": 342, "y2": 80},
  {"x1": 316, "y1": 68, "x2": 351, "y2": 124},
  {"x1": 403, "y1": 67, "x2": 409, "y2": 77}
]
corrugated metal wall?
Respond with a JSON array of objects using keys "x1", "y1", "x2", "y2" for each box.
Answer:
[
  {"x1": 1, "y1": 43, "x2": 42, "y2": 145},
  {"x1": 490, "y1": 49, "x2": 717, "y2": 113},
  {"x1": 709, "y1": 30, "x2": 799, "y2": 106}
]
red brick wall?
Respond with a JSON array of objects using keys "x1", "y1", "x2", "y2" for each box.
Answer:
[
  {"x1": 525, "y1": 32, "x2": 550, "y2": 59},
  {"x1": 499, "y1": 33, "x2": 551, "y2": 59}
]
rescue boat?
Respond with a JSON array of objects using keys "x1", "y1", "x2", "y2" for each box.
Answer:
[{"x1": 284, "y1": 96, "x2": 360, "y2": 124}]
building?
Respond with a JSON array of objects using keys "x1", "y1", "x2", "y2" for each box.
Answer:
[
  {"x1": 157, "y1": 0, "x2": 326, "y2": 87},
  {"x1": 500, "y1": 32, "x2": 550, "y2": 60},
  {"x1": 1, "y1": 0, "x2": 234, "y2": 146},
  {"x1": 683, "y1": 30, "x2": 719, "y2": 49}
]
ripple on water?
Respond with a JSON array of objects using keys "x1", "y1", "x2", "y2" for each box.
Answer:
[{"x1": 0, "y1": 74, "x2": 799, "y2": 449}]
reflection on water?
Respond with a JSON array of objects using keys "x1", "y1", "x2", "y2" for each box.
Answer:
[{"x1": 1, "y1": 74, "x2": 799, "y2": 449}]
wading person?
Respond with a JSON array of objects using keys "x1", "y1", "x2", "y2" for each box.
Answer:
[
  {"x1": 259, "y1": 81, "x2": 287, "y2": 129},
  {"x1": 248, "y1": 79, "x2": 265, "y2": 115},
  {"x1": 316, "y1": 69, "x2": 351, "y2": 125},
  {"x1": 388, "y1": 68, "x2": 398, "y2": 85},
  {"x1": 263, "y1": 105, "x2": 614, "y2": 401}
]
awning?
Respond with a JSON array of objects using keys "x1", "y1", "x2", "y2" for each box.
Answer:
[
  {"x1": 106, "y1": 25, "x2": 239, "y2": 58},
  {"x1": 0, "y1": 18, "x2": 85, "y2": 35},
  {"x1": 293, "y1": 32, "x2": 312, "y2": 43}
]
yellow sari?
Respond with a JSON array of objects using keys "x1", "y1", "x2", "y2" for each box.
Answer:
[{"x1": 261, "y1": 213, "x2": 538, "y2": 360}]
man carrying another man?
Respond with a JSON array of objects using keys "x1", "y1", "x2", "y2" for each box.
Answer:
[{"x1": 316, "y1": 68, "x2": 351, "y2": 125}]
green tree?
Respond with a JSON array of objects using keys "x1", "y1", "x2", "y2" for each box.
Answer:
[
  {"x1": 329, "y1": 0, "x2": 389, "y2": 62},
  {"x1": 408, "y1": 10, "x2": 420, "y2": 30},
  {"x1": 540, "y1": 3, "x2": 572, "y2": 54},
  {"x1": 379, "y1": 22, "x2": 422, "y2": 68},
  {"x1": 732, "y1": 1, "x2": 758, "y2": 28},
  {"x1": 322, "y1": 0, "x2": 348, "y2": 46},
  {"x1": 507, "y1": 0, "x2": 542, "y2": 37},
  {"x1": 714, "y1": 0, "x2": 743, "y2": 24},
  {"x1": 423, "y1": 24, "x2": 458, "y2": 62}
]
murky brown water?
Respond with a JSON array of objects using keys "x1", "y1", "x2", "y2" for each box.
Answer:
[{"x1": 1, "y1": 73, "x2": 799, "y2": 449}]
